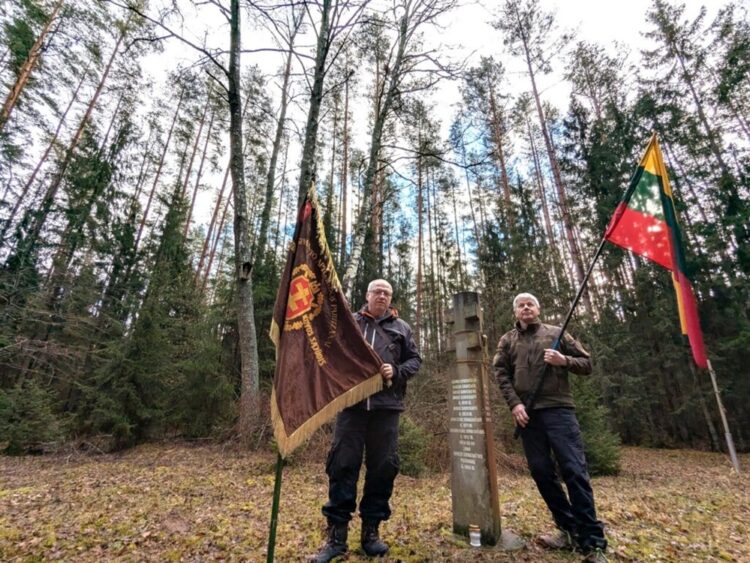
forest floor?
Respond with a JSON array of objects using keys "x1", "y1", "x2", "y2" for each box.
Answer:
[{"x1": 1, "y1": 443, "x2": 748, "y2": 562}]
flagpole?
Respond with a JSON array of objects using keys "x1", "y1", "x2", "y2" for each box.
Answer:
[
  {"x1": 266, "y1": 453, "x2": 284, "y2": 562},
  {"x1": 554, "y1": 237, "x2": 608, "y2": 344},
  {"x1": 514, "y1": 237, "x2": 608, "y2": 438},
  {"x1": 706, "y1": 360, "x2": 741, "y2": 474}
]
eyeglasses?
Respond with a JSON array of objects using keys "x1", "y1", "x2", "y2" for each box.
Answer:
[{"x1": 369, "y1": 289, "x2": 392, "y2": 297}]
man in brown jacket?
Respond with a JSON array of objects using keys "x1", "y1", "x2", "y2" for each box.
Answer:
[{"x1": 492, "y1": 292, "x2": 607, "y2": 563}]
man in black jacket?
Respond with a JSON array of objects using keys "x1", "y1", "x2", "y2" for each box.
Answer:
[
  {"x1": 310, "y1": 279, "x2": 422, "y2": 562},
  {"x1": 492, "y1": 292, "x2": 607, "y2": 563}
]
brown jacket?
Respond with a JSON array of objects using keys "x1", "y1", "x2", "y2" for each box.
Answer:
[{"x1": 492, "y1": 321, "x2": 592, "y2": 410}]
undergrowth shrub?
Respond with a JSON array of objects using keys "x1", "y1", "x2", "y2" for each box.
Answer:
[
  {"x1": 573, "y1": 376, "x2": 621, "y2": 475},
  {"x1": 398, "y1": 414, "x2": 429, "y2": 477},
  {"x1": 0, "y1": 380, "x2": 62, "y2": 454}
]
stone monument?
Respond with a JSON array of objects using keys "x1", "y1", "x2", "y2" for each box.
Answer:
[{"x1": 447, "y1": 291, "x2": 523, "y2": 550}]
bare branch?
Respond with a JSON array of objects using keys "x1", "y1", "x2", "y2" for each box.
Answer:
[{"x1": 104, "y1": 0, "x2": 229, "y2": 75}]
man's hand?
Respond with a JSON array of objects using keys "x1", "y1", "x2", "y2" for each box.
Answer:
[
  {"x1": 544, "y1": 348, "x2": 567, "y2": 366},
  {"x1": 380, "y1": 363, "x2": 394, "y2": 387},
  {"x1": 512, "y1": 404, "x2": 529, "y2": 428}
]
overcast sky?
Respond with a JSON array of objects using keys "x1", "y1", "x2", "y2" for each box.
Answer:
[
  {"x1": 431, "y1": 0, "x2": 724, "y2": 127},
  {"x1": 143, "y1": 0, "x2": 728, "y2": 225}
]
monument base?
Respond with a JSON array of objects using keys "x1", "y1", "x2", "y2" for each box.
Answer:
[
  {"x1": 454, "y1": 528, "x2": 525, "y2": 551},
  {"x1": 497, "y1": 529, "x2": 525, "y2": 551}
]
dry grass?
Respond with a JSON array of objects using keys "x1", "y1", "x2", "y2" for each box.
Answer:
[{"x1": 1, "y1": 443, "x2": 747, "y2": 562}]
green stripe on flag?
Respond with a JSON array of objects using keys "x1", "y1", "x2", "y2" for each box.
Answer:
[{"x1": 628, "y1": 170, "x2": 665, "y2": 221}]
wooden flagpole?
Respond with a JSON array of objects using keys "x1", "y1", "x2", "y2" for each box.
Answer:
[{"x1": 706, "y1": 361, "x2": 741, "y2": 474}]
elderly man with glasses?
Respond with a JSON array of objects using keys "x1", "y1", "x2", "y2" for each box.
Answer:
[{"x1": 310, "y1": 279, "x2": 422, "y2": 562}]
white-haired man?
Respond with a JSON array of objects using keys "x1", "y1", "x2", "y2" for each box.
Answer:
[
  {"x1": 492, "y1": 292, "x2": 607, "y2": 563},
  {"x1": 310, "y1": 279, "x2": 422, "y2": 562}
]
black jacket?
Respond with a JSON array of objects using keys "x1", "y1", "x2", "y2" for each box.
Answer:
[{"x1": 348, "y1": 306, "x2": 422, "y2": 411}]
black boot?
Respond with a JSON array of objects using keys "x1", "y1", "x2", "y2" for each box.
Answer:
[
  {"x1": 361, "y1": 520, "x2": 389, "y2": 557},
  {"x1": 309, "y1": 521, "x2": 348, "y2": 563}
]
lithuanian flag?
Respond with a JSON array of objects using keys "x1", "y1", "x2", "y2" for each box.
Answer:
[{"x1": 604, "y1": 134, "x2": 708, "y2": 369}]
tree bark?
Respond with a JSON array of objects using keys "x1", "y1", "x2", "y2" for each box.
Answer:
[
  {"x1": 342, "y1": 13, "x2": 409, "y2": 292},
  {"x1": 487, "y1": 83, "x2": 513, "y2": 221},
  {"x1": 510, "y1": 4, "x2": 589, "y2": 311},
  {"x1": 254, "y1": 12, "x2": 301, "y2": 264},
  {"x1": 296, "y1": 0, "x2": 332, "y2": 206},
  {"x1": 228, "y1": 0, "x2": 260, "y2": 440},
  {"x1": 0, "y1": 62, "x2": 89, "y2": 245},
  {"x1": 196, "y1": 163, "x2": 230, "y2": 284},
  {"x1": 339, "y1": 62, "x2": 351, "y2": 266},
  {"x1": 0, "y1": 0, "x2": 65, "y2": 132},
  {"x1": 184, "y1": 107, "x2": 216, "y2": 238},
  {"x1": 135, "y1": 87, "x2": 186, "y2": 252},
  {"x1": 13, "y1": 27, "x2": 125, "y2": 266}
]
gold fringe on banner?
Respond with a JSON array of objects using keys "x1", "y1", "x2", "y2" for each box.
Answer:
[{"x1": 271, "y1": 373, "x2": 383, "y2": 459}]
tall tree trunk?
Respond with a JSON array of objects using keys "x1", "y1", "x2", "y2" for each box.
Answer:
[
  {"x1": 228, "y1": 0, "x2": 260, "y2": 439},
  {"x1": 184, "y1": 107, "x2": 216, "y2": 238},
  {"x1": 426, "y1": 167, "x2": 438, "y2": 353},
  {"x1": 513, "y1": 9, "x2": 589, "y2": 311},
  {"x1": 296, "y1": 0, "x2": 332, "y2": 205},
  {"x1": 12, "y1": 28, "x2": 124, "y2": 267},
  {"x1": 202, "y1": 194, "x2": 232, "y2": 293},
  {"x1": 135, "y1": 87, "x2": 185, "y2": 251},
  {"x1": 180, "y1": 89, "x2": 211, "y2": 199},
  {"x1": 487, "y1": 83, "x2": 513, "y2": 221},
  {"x1": 0, "y1": 62, "x2": 89, "y2": 245},
  {"x1": 273, "y1": 139, "x2": 291, "y2": 261},
  {"x1": 449, "y1": 173, "x2": 465, "y2": 286},
  {"x1": 415, "y1": 149, "x2": 423, "y2": 348},
  {"x1": 458, "y1": 133, "x2": 483, "y2": 256},
  {"x1": 325, "y1": 93, "x2": 339, "y2": 244},
  {"x1": 254, "y1": 15, "x2": 300, "y2": 264},
  {"x1": 343, "y1": 14, "x2": 409, "y2": 291},
  {"x1": 47, "y1": 89, "x2": 128, "y2": 288},
  {"x1": 196, "y1": 163, "x2": 230, "y2": 284},
  {"x1": 132, "y1": 125, "x2": 156, "y2": 203},
  {"x1": 98, "y1": 90, "x2": 125, "y2": 156},
  {"x1": 0, "y1": 0, "x2": 65, "y2": 132},
  {"x1": 339, "y1": 65, "x2": 351, "y2": 266}
]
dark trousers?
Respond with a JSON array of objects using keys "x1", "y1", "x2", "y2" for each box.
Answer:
[
  {"x1": 520, "y1": 407, "x2": 607, "y2": 552},
  {"x1": 322, "y1": 409, "x2": 400, "y2": 525}
]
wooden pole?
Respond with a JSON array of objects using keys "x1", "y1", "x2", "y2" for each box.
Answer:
[{"x1": 707, "y1": 360, "x2": 741, "y2": 474}]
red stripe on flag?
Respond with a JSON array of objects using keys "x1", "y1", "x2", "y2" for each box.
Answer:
[
  {"x1": 675, "y1": 271, "x2": 708, "y2": 369},
  {"x1": 605, "y1": 203, "x2": 673, "y2": 270}
]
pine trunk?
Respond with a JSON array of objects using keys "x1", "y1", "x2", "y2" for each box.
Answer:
[
  {"x1": 254, "y1": 19, "x2": 298, "y2": 263},
  {"x1": 15, "y1": 28, "x2": 124, "y2": 265},
  {"x1": 135, "y1": 87, "x2": 185, "y2": 251},
  {"x1": 0, "y1": 62, "x2": 89, "y2": 244},
  {"x1": 342, "y1": 14, "x2": 409, "y2": 292},
  {"x1": 184, "y1": 107, "x2": 216, "y2": 238},
  {"x1": 0, "y1": 0, "x2": 65, "y2": 132},
  {"x1": 296, "y1": 0, "x2": 332, "y2": 205},
  {"x1": 515, "y1": 13, "x2": 589, "y2": 311}
]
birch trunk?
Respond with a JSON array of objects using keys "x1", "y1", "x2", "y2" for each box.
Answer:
[{"x1": 228, "y1": 0, "x2": 260, "y2": 439}]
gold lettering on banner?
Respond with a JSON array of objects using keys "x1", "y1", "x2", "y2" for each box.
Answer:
[{"x1": 283, "y1": 259, "x2": 328, "y2": 367}]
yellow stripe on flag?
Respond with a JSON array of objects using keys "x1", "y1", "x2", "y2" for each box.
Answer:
[{"x1": 671, "y1": 273, "x2": 688, "y2": 335}]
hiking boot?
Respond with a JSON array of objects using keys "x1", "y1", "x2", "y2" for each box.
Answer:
[
  {"x1": 361, "y1": 520, "x2": 389, "y2": 557},
  {"x1": 582, "y1": 548, "x2": 608, "y2": 562},
  {"x1": 309, "y1": 521, "x2": 348, "y2": 563},
  {"x1": 538, "y1": 529, "x2": 574, "y2": 550}
]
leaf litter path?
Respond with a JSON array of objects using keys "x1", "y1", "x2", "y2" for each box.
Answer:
[{"x1": 1, "y1": 444, "x2": 747, "y2": 562}]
